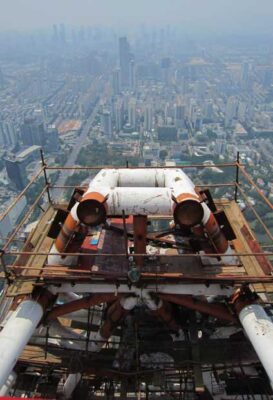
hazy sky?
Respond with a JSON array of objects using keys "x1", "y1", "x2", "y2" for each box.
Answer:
[{"x1": 1, "y1": 0, "x2": 273, "y2": 34}]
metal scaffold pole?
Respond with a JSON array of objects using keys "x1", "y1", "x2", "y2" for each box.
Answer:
[
  {"x1": 234, "y1": 151, "x2": 240, "y2": 202},
  {"x1": 40, "y1": 148, "x2": 52, "y2": 204}
]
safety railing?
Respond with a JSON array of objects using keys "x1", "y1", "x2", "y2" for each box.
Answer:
[{"x1": 0, "y1": 150, "x2": 273, "y2": 286}]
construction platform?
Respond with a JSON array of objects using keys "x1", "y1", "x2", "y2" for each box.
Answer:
[{"x1": 0, "y1": 159, "x2": 273, "y2": 399}]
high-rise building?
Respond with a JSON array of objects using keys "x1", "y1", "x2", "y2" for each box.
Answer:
[
  {"x1": 20, "y1": 118, "x2": 45, "y2": 146},
  {"x1": 112, "y1": 69, "x2": 121, "y2": 96},
  {"x1": 204, "y1": 100, "x2": 214, "y2": 120},
  {"x1": 5, "y1": 145, "x2": 41, "y2": 191},
  {"x1": 144, "y1": 104, "x2": 153, "y2": 131},
  {"x1": 174, "y1": 102, "x2": 186, "y2": 129},
  {"x1": 100, "y1": 111, "x2": 112, "y2": 136},
  {"x1": 114, "y1": 100, "x2": 124, "y2": 132},
  {"x1": 128, "y1": 98, "x2": 136, "y2": 129},
  {"x1": 0, "y1": 122, "x2": 17, "y2": 147},
  {"x1": 129, "y1": 59, "x2": 136, "y2": 92},
  {"x1": 225, "y1": 96, "x2": 238, "y2": 127},
  {"x1": 46, "y1": 125, "x2": 60, "y2": 152},
  {"x1": 119, "y1": 37, "x2": 131, "y2": 88},
  {"x1": 237, "y1": 101, "x2": 247, "y2": 123}
]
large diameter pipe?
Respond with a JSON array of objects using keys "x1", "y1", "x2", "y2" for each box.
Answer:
[
  {"x1": 0, "y1": 371, "x2": 17, "y2": 396},
  {"x1": 0, "y1": 299, "x2": 43, "y2": 388},
  {"x1": 76, "y1": 168, "x2": 203, "y2": 225},
  {"x1": 48, "y1": 204, "x2": 80, "y2": 266},
  {"x1": 62, "y1": 373, "x2": 81, "y2": 399},
  {"x1": 239, "y1": 304, "x2": 273, "y2": 386},
  {"x1": 77, "y1": 187, "x2": 173, "y2": 225}
]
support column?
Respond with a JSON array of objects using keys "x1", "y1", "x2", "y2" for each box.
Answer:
[
  {"x1": 233, "y1": 288, "x2": 273, "y2": 388},
  {"x1": 237, "y1": 303, "x2": 273, "y2": 387},
  {"x1": 133, "y1": 215, "x2": 147, "y2": 267},
  {"x1": 0, "y1": 299, "x2": 44, "y2": 388},
  {"x1": 62, "y1": 373, "x2": 82, "y2": 399},
  {"x1": 0, "y1": 371, "x2": 17, "y2": 396}
]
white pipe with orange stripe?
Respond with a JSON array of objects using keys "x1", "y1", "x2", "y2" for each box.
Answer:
[
  {"x1": 194, "y1": 202, "x2": 237, "y2": 264},
  {"x1": 48, "y1": 168, "x2": 234, "y2": 265},
  {"x1": 48, "y1": 202, "x2": 80, "y2": 265},
  {"x1": 76, "y1": 168, "x2": 205, "y2": 227}
]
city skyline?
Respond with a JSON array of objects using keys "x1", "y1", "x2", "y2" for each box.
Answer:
[{"x1": 1, "y1": 0, "x2": 273, "y2": 35}]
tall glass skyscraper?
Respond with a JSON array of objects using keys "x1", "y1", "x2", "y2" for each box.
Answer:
[{"x1": 119, "y1": 37, "x2": 131, "y2": 88}]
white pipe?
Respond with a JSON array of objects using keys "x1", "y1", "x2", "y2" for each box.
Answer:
[
  {"x1": 0, "y1": 299, "x2": 43, "y2": 388},
  {"x1": 120, "y1": 296, "x2": 138, "y2": 310},
  {"x1": 58, "y1": 292, "x2": 81, "y2": 303},
  {"x1": 239, "y1": 304, "x2": 273, "y2": 387},
  {"x1": 142, "y1": 292, "x2": 163, "y2": 310},
  {"x1": 49, "y1": 283, "x2": 233, "y2": 297},
  {"x1": 89, "y1": 168, "x2": 196, "y2": 190},
  {"x1": 63, "y1": 373, "x2": 81, "y2": 399},
  {"x1": 163, "y1": 169, "x2": 197, "y2": 199},
  {"x1": 33, "y1": 323, "x2": 89, "y2": 351},
  {"x1": 48, "y1": 244, "x2": 79, "y2": 266},
  {"x1": 118, "y1": 169, "x2": 165, "y2": 187},
  {"x1": 107, "y1": 187, "x2": 173, "y2": 215},
  {"x1": 201, "y1": 203, "x2": 237, "y2": 265},
  {"x1": 0, "y1": 371, "x2": 17, "y2": 396},
  {"x1": 48, "y1": 203, "x2": 79, "y2": 266}
]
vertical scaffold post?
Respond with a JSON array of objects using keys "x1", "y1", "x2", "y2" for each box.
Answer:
[
  {"x1": 40, "y1": 148, "x2": 52, "y2": 204},
  {"x1": 234, "y1": 152, "x2": 240, "y2": 202}
]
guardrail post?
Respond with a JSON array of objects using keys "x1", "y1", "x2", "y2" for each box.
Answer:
[
  {"x1": 234, "y1": 152, "x2": 240, "y2": 202},
  {"x1": 40, "y1": 149, "x2": 52, "y2": 204}
]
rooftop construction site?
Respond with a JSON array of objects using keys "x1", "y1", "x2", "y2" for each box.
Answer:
[{"x1": 0, "y1": 155, "x2": 273, "y2": 399}]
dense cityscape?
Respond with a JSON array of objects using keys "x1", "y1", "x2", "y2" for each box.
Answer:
[{"x1": 1, "y1": 25, "x2": 273, "y2": 240}]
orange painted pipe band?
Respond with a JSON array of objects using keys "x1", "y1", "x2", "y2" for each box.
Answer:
[
  {"x1": 82, "y1": 191, "x2": 107, "y2": 204},
  {"x1": 204, "y1": 213, "x2": 229, "y2": 253},
  {"x1": 175, "y1": 192, "x2": 200, "y2": 203},
  {"x1": 77, "y1": 191, "x2": 108, "y2": 226}
]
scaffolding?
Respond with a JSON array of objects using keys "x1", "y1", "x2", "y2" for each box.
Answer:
[{"x1": 0, "y1": 152, "x2": 273, "y2": 399}]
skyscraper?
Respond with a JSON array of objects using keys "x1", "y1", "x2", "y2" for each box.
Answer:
[
  {"x1": 225, "y1": 96, "x2": 238, "y2": 127},
  {"x1": 144, "y1": 104, "x2": 153, "y2": 132},
  {"x1": 112, "y1": 69, "x2": 121, "y2": 96},
  {"x1": 129, "y1": 59, "x2": 136, "y2": 92},
  {"x1": 128, "y1": 98, "x2": 136, "y2": 129},
  {"x1": 174, "y1": 101, "x2": 186, "y2": 129},
  {"x1": 114, "y1": 99, "x2": 124, "y2": 132},
  {"x1": 119, "y1": 37, "x2": 131, "y2": 88},
  {"x1": 21, "y1": 118, "x2": 45, "y2": 146},
  {"x1": 0, "y1": 122, "x2": 17, "y2": 147},
  {"x1": 100, "y1": 111, "x2": 112, "y2": 137}
]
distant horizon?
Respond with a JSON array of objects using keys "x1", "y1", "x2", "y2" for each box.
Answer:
[{"x1": 1, "y1": 0, "x2": 273, "y2": 35}]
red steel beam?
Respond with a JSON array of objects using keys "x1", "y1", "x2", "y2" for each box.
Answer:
[
  {"x1": 159, "y1": 294, "x2": 237, "y2": 323},
  {"x1": 47, "y1": 293, "x2": 120, "y2": 320}
]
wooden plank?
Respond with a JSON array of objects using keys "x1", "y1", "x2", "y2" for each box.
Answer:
[
  {"x1": 7, "y1": 206, "x2": 56, "y2": 297},
  {"x1": 219, "y1": 200, "x2": 273, "y2": 293},
  {"x1": 19, "y1": 345, "x2": 62, "y2": 365}
]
